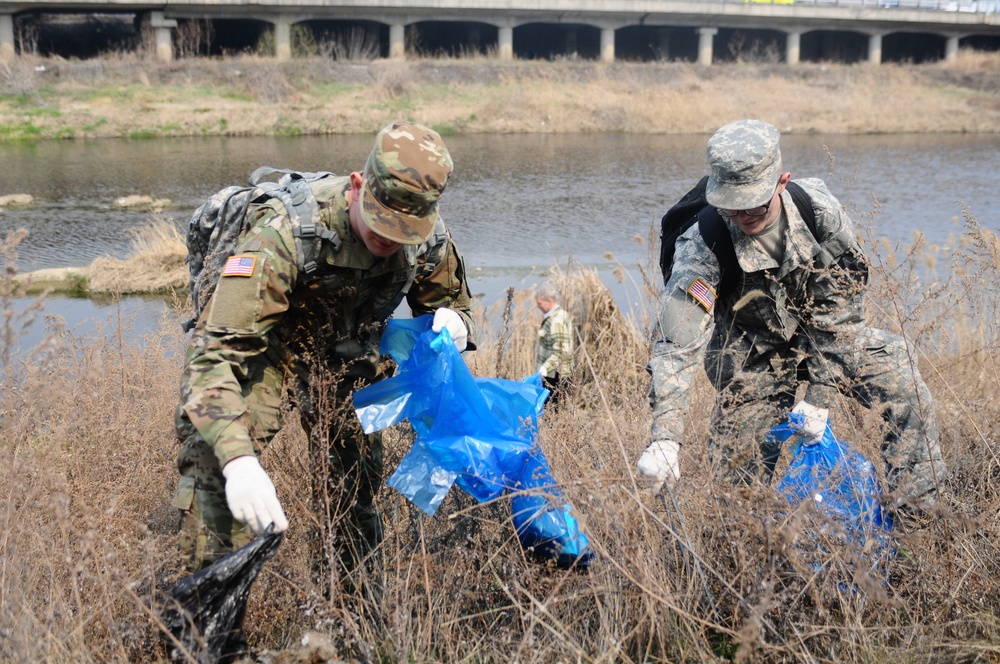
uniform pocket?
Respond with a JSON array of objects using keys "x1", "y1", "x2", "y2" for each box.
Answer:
[{"x1": 171, "y1": 475, "x2": 197, "y2": 511}]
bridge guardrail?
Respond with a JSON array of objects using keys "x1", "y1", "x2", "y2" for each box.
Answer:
[{"x1": 734, "y1": 0, "x2": 997, "y2": 11}]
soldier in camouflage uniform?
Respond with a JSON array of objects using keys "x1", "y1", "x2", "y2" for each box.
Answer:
[
  {"x1": 637, "y1": 119, "x2": 945, "y2": 518},
  {"x1": 172, "y1": 121, "x2": 477, "y2": 578}
]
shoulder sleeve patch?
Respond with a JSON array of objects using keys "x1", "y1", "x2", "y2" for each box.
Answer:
[
  {"x1": 222, "y1": 254, "x2": 257, "y2": 277},
  {"x1": 687, "y1": 277, "x2": 717, "y2": 312}
]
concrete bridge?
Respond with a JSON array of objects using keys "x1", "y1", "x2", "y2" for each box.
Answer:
[{"x1": 2, "y1": 0, "x2": 999, "y2": 64}]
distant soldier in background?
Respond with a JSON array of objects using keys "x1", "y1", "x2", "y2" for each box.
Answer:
[
  {"x1": 535, "y1": 281, "x2": 575, "y2": 409},
  {"x1": 637, "y1": 119, "x2": 945, "y2": 525}
]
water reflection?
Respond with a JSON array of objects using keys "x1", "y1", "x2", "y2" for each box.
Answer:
[{"x1": 2, "y1": 132, "x2": 997, "y2": 353}]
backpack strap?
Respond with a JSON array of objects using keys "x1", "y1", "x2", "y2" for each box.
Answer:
[
  {"x1": 699, "y1": 180, "x2": 818, "y2": 299},
  {"x1": 785, "y1": 180, "x2": 818, "y2": 239},
  {"x1": 253, "y1": 169, "x2": 342, "y2": 283},
  {"x1": 697, "y1": 209, "x2": 740, "y2": 299}
]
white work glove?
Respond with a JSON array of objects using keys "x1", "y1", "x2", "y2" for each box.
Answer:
[
  {"x1": 790, "y1": 400, "x2": 830, "y2": 444},
  {"x1": 432, "y1": 307, "x2": 468, "y2": 352},
  {"x1": 636, "y1": 439, "x2": 681, "y2": 494},
  {"x1": 222, "y1": 455, "x2": 289, "y2": 534}
]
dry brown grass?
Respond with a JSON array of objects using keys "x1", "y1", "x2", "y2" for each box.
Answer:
[
  {"x1": 3, "y1": 53, "x2": 1000, "y2": 140},
  {"x1": 86, "y1": 216, "x2": 188, "y2": 295},
  {"x1": 3, "y1": 206, "x2": 1000, "y2": 663}
]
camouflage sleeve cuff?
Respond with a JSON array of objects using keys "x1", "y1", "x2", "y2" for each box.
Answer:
[
  {"x1": 209, "y1": 419, "x2": 257, "y2": 467},
  {"x1": 803, "y1": 383, "x2": 838, "y2": 412}
]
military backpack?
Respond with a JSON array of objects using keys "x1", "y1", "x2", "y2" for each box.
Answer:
[
  {"x1": 183, "y1": 167, "x2": 341, "y2": 332},
  {"x1": 658, "y1": 175, "x2": 818, "y2": 298}
]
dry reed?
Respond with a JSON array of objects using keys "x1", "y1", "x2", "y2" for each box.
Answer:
[{"x1": 2, "y1": 205, "x2": 1000, "y2": 662}]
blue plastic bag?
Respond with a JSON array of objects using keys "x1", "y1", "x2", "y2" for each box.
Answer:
[
  {"x1": 353, "y1": 315, "x2": 593, "y2": 567},
  {"x1": 771, "y1": 412, "x2": 893, "y2": 575}
]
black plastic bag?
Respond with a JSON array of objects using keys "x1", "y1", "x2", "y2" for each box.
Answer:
[{"x1": 162, "y1": 532, "x2": 283, "y2": 663}]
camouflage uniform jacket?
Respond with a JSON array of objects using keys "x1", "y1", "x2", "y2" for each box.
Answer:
[
  {"x1": 650, "y1": 178, "x2": 867, "y2": 444},
  {"x1": 536, "y1": 305, "x2": 575, "y2": 378},
  {"x1": 181, "y1": 174, "x2": 476, "y2": 466}
]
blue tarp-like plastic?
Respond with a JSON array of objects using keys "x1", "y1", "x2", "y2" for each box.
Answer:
[
  {"x1": 353, "y1": 316, "x2": 593, "y2": 567},
  {"x1": 771, "y1": 412, "x2": 893, "y2": 574}
]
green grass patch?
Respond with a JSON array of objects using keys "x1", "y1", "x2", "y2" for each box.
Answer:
[
  {"x1": 0, "y1": 122, "x2": 43, "y2": 140},
  {"x1": 77, "y1": 86, "x2": 143, "y2": 102},
  {"x1": 82, "y1": 117, "x2": 109, "y2": 132},
  {"x1": 431, "y1": 123, "x2": 457, "y2": 136},
  {"x1": 313, "y1": 82, "x2": 364, "y2": 98},
  {"x1": 54, "y1": 127, "x2": 77, "y2": 139},
  {"x1": 274, "y1": 116, "x2": 303, "y2": 137},
  {"x1": 128, "y1": 128, "x2": 161, "y2": 139},
  {"x1": 21, "y1": 106, "x2": 61, "y2": 118},
  {"x1": 201, "y1": 117, "x2": 228, "y2": 134}
]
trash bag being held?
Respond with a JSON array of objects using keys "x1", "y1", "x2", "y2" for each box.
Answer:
[
  {"x1": 354, "y1": 315, "x2": 592, "y2": 568},
  {"x1": 771, "y1": 410, "x2": 892, "y2": 578},
  {"x1": 162, "y1": 531, "x2": 283, "y2": 664}
]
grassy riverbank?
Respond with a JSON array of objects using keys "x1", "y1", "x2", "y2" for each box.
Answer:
[{"x1": 2, "y1": 50, "x2": 1000, "y2": 140}]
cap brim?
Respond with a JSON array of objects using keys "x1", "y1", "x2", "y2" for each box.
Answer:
[
  {"x1": 360, "y1": 181, "x2": 436, "y2": 245},
  {"x1": 705, "y1": 161, "x2": 780, "y2": 210}
]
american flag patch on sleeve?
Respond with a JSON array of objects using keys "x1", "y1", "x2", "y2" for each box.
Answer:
[
  {"x1": 222, "y1": 254, "x2": 257, "y2": 277},
  {"x1": 687, "y1": 277, "x2": 717, "y2": 312}
]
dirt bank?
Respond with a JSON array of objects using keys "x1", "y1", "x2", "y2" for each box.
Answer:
[{"x1": 2, "y1": 51, "x2": 1000, "y2": 140}]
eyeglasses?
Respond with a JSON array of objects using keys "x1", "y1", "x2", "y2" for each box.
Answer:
[
  {"x1": 717, "y1": 201, "x2": 771, "y2": 219},
  {"x1": 716, "y1": 186, "x2": 778, "y2": 219}
]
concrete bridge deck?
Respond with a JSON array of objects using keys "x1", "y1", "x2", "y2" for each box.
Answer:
[{"x1": 2, "y1": 0, "x2": 999, "y2": 63}]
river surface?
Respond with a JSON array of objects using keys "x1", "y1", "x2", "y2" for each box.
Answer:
[{"x1": 2, "y1": 132, "x2": 998, "y2": 355}]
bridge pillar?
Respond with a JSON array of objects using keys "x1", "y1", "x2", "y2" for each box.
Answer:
[
  {"x1": 657, "y1": 29, "x2": 670, "y2": 61},
  {"x1": 945, "y1": 35, "x2": 962, "y2": 61},
  {"x1": 389, "y1": 23, "x2": 405, "y2": 59},
  {"x1": 273, "y1": 17, "x2": 291, "y2": 61},
  {"x1": 867, "y1": 33, "x2": 883, "y2": 65},
  {"x1": 148, "y1": 11, "x2": 177, "y2": 63},
  {"x1": 600, "y1": 28, "x2": 615, "y2": 63},
  {"x1": 498, "y1": 26, "x2": 513, "y2": 60},
  {"x1": 0, "y1": 13, "x2": 14, "y2": 63},
  {"x1": 785, "y1": 31, "x2": 801, "y2": 65},
  {"x1": 697, "y1": 27, "x2": 717, "y2": 66}
]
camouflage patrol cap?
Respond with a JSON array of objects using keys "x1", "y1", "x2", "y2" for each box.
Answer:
[
  {"x1": 705, "y1": 119, "x2": 782, "y2": 210},
  {"x1": 361, "y1": 120, "x2": 453, "y2": 245}
]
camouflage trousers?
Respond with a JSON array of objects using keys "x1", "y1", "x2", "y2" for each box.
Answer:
[
  {"x1": 172, "y1": 360, "x2": 385, "y2": 581},
  {"x1": 705, "y1": 327, "x2": 945, "y2": 511}
]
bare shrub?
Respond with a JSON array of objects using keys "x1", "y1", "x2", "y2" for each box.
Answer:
[
  {"x1": 727, "y1": 33, "x2": 783, "y2": 64},
  {"x1": 319, "y1": 27, "x2": 381, "y2": 62},
  {"x1": 174, "y1": 19, "x2": 213, "y2": 59},
  {"x1": 241, "y1": 64, "x2": 298, "y2": 104},
  {"x1": 0, "y1": 60, "x2": 38, "y2": 96},
  {"x1": 291, "y1": 24, "x2": 318, "y2": 58},
  {"x1": 13, "y1": 16, "x2": 39, "y2": 56},
  {"x1": 1, "y1": 229, "x2": 50, "y2": 369},
  {"x1": 371, "y1": 61, "x2": 414, "y2": 101}
]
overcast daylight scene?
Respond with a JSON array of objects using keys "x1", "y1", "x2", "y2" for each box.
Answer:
[{"x1": 2, "y1": 0, "x2": 1000, "y2": 661}]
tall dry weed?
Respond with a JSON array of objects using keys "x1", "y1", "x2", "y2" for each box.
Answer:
[{"x1": 2, "y1": 209, "x2": 1000, "y2": 661}]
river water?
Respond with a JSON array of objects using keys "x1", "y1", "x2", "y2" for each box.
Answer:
[{"x1": 2, "y1": 132, "x2": 998, "y2": 354}]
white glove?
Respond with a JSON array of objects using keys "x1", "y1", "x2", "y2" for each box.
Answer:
[
  {"x1": 222, "y1": 455, "x2": 289, "y2": 534},
  {"x1": 791, "y1": 400, "x2": 830, "y2": 444},
  {"x1": 637, "y1": 439, "x2": 681, "y2": 494},
  {"x1": 432, "y1": 307, "x2": 468, "y2": 352}
]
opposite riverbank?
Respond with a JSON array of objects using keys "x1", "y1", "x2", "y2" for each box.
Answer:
[{"x1": 2, "y1": 50, "x2": 1000, "y2": 141}]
